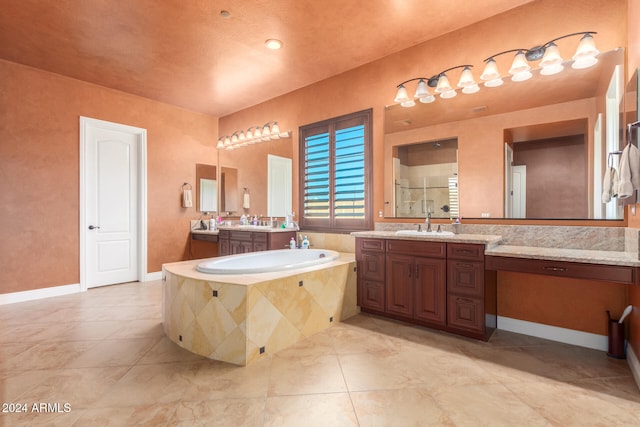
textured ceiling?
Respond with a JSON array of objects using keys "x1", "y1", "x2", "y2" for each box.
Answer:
[{"x1": 0, "y1": 0, "x2": 532, "y2": 117}]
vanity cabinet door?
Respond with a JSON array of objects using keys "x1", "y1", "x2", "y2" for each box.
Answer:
[
  {"x1": 447, "y1": 260, "x2": 484, "y2": 297},
  {"x1": 219, "y1": 230, "x2": 230, "y2": 256},
  {"x1": 414, "y1": 257, "x2": 446, "y2": 324},
  {"x1": 385, "y1": 254, "x2": 414, "y2": 317},
  {"x1": 447, "y1": 295, "x2": 483, "y2": 333},
  {"x1": 359, "y1": 280, "x2": 385, "y2": 312},
  {"x1": 252, "y1": 232, "x2": 268, "y2": 252}
]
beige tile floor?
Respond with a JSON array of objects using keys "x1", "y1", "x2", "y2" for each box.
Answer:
[{"x1": 1, "y1": 280, "x2": 640, "y2": 426}]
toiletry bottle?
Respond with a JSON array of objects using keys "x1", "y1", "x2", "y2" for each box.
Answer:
[
  {"x1": 302, "y1": 236, "x2": 309, "y2": 249},
  {"x1": 289, "y1": 237, "x2": 296, "y2": 249},
  {"x1": 240, "y1": 214, "x2": 246, "y2": 225},
  {"x1": 209, "y1": 217, "x2": 216, "y2": 230}
]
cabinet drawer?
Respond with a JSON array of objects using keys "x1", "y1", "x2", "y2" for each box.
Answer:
[
  {"x1": 229, "y1": 231, "x2": 252, "y2": 241},
  {"x1": 219, "y1": 230, "x2": 230, "y2": 239},
  {"x1": 252, "y1": 232, "x2": 268, "y2": 243},
  {"x1": 447, "y1": 295, "x2": 483, "y2": 333},
  {"x1": 448, "y1": 243, "x2": 484, "y2": 261},
  {"x1": 191, "y1": 233, "x2": 219, "y2": 243},
  {"x1": 358, "y1": 238, "x2": 385, "y2": 252},
  {"x1": 387, "y1": 240, "x2": 445, "y2": 258},
  {"x1": 485, "y1": 256, "x2": 636, "y2": 284},
  {"x1": 448, "y1": 260, "x2": 484, "y2": 297},
  {"x1": 358, "y1": 280, "x2": 385, "y2": 312},
  {"x1": 358, "y1": 251, "x2": 385, "y2": 281}
]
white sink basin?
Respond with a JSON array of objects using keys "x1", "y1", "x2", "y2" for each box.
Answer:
[{"x1": 395, "y1": 230, "x2": 455, "y2": 237}]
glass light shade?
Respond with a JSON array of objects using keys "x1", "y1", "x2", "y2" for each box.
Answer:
[
  {"x1": 231, "y1": 133, "x2": 238, "y2": 143},
  {"x1": 238, "y1": 131, "x2": 246, "y2": 141},
  {"x1": 435, "y1": 74, "x2": 452, "y2": 93},
  {"x1": 262, "y1": 124, "x2": 270, "y2": 137},
  {"x1": 253, "y1": 126, "x2": 262, "y2": 138},
  {"x1": 540, "y1": 63, "x2": 564, "y2": 75},
  {"x1": 480, "y1": 59, "x2": 500, "y2": 81},
  {"x1": 246, "y1": 128, "x2": 253, "y2": 140},
  {"x1": 414, "y1": 79, "x2": 430, "y2": 98},
  {"x1": 457, "y1": 67, "x2": 476, "y2": 88},
  {"x1": 440, "y1": 89, "x2": 457, "y2": 99},
  {"x1": 216, "y1": 139, "x2": 224, "y2": 149},
  {"x1": 400, "y1": 100, "x2": 416, "y2": 107},
  {"x1": 224, "y1": 136, "x2": 231, "y2": 146},
  {"x1": 484, "y1": 78, "x2": 504, "y2": 88},
  {"x1": 540, "y1": 42, "x2": 563, "y2": 68},
  {"x1": 511, "y1": 70, "x2": 532, "y2": 82},
  {"x1": 462, "y1": 84, "x2": 480, "y2": 94},
  {"x1": 419, "y1": 94, "x2": 435, "y2": 104},
  {"x1": 394, "y1": 85, "x2": 410, "y2": 103},
  {"x1": 509, "y1": 51, "x2": 530, "y2": 75},
  {"x1": 271, "y1": 122, "x2": 280, "y2": 135},
  {"x1": 573, "y1": 33, "x2": 599, "y2": 61}
]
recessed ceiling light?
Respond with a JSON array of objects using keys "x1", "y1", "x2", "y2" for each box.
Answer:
[
  {"x1": 265, "y1": 39, "x2": 283, "y2": 50},
  {"x1": 220, "y1": 10, "x2": 231, "y2": 18}
]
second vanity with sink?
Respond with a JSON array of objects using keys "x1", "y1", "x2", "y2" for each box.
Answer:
[
  {"x1": 353, "y1": 224, "x2": 640, "y2": 342},
  {"x1": 192, "y1": 223, "x2": 297, "y2": 256}
]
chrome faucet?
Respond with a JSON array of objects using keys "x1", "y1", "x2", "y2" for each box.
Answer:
[{"x1": 425, "y1": 211, "x2": 432, "y2": 232}]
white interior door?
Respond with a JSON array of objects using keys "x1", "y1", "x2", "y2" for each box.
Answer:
[
  {"x1": 504, "y1": 143, "x2": 514, "y2": 217},
  {"x1": 512, "y1": 165, "x2": 527, "y2": 218},
  {"x1": 81, "y1": 117, "x2": 146, "y2": 289}
]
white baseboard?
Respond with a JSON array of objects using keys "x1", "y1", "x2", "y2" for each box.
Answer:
[
  {"x1": 497, "y1": 316, "x2": 608, "y2": 352},
  {"x1": 0, "y1": 283, "x2": 81, "y2": 305},
  {"x1": 627, "y1": 345, "x2": 640, "y2": 391},
  {"x1": 143, "y1": 271, "x2": 162, "y2": 281}
]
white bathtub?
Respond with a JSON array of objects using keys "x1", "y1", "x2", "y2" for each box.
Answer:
[{"x1": 196, "y1": 248, "x2": 340, "y2": 274}]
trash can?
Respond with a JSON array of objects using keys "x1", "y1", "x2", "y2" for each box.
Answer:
[{"x1": 607, "y1": 310, "x2": 626, "y2": 359}]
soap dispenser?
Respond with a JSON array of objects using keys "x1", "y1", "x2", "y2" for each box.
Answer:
[
  {"x1": 302, "y1": 236, "x2": 309, "y2": 249},
  {"x1": 289, "y1": 237, "x2": 296, "y2": 249}
]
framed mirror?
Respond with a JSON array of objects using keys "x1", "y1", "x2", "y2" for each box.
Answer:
[
  {"x1": 384, "y1": 48, "x2": 625, "y2": 220},
  {"x1": 195, "y1": 163, "x2": 217, "y2": 212}
]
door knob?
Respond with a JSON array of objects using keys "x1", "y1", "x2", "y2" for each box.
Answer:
[{"x1": 88, "y1": 225, "x2": 100, "y2": 230}]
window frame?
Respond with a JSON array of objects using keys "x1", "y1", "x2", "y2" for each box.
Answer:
[{"x1": 298, "y1": 108, "x2": 373, "y2": 233}]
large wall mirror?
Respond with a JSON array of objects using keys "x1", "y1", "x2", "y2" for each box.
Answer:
[
  {"x1": 217, "y1": 134, "x2": 293, "y2": 218},
  {"x1": 384, "y1": 48, "x2": 625, "y2": 220}
]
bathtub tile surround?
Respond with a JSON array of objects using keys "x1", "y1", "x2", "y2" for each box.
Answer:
[
  {"x1": 302, "y1": 232, "x2": 355, "y2": 253},
  {"x1": 162, "y1": 254, "x2": 358, "y2": 365}
]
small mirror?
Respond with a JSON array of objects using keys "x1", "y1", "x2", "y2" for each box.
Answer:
[
  {"x1": 267, "y1": 154, "x2": 293, "y2": 217},
  {"x1": 195, "y1": 163, "x2": 217, "y2": 212},
  {"x1": 221, "y1": 166, "x2": 239, "y2": 213}
]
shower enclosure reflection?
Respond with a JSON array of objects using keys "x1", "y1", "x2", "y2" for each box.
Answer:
[{"x1": 393, "y1": 138, "x2": 458, "y2": 219}]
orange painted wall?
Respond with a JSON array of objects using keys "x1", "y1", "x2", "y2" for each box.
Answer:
[{"x1": 0, "y1": 60, "x2": 218, "y2": 293}]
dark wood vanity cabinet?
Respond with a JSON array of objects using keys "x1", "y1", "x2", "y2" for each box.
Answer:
[
  {"x1": 385, "y1": 241, "x2": 446, "y2": 326},
  {"x1": 356, "y1": 238, "x2": 386, "y2": 312},
  {"x1": 446, "y1": 243, "x2": 496, "y2": 338},
  {"x1": 218, "y1": 230, "x2": 295, "y2": 256},
  {"x1": 355, "y1": 238, "x2": 496, "y2": 341}
]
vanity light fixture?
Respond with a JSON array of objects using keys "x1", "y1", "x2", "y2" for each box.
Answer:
[
  {"x1": 217, "y1": 121, "x2": 291, "y2": 150},
  {"x1": 393, "y1": 31, "x2": 598, "y2": 107}
]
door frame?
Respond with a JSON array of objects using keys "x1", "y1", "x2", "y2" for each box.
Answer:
[{"x1": 79, "y1": 116, "x2": 148, "y2": 292}]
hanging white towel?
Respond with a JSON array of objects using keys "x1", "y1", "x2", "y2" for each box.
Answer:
[
  {"x1": 182, "y1": 189, "x2": 193, "y2": 208},
  {"x1": 243, "y1": 192, "x2": 250, "y2": 209},
  {"x1": 617, "y1": 143, "x2": 640, "y2": 198},
  {"x1": 602, "y1": 166, "x2": 618, "y2": 203}
]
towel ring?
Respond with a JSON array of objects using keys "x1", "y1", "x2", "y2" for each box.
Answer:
[
  {"x1": 608, "y1": 151, "x2": 622, "y2": 167},
  {"x1": 182, "y1": 182, "x2": 192, "y2": 190}
]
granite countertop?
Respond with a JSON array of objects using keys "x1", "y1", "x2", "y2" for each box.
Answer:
[
  {"x1": 190, "y1": 228, "x2": 219, "y2": 235},
  {"x1": 485, "y1": 245, "x2": 640, "y2": 267},
  {"x1": 351, "y1": 230, "x2": 503, "y2": 246},
  {"x1": 216, "y1": 225, "x2": 298, "y2": 233}
]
